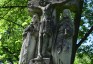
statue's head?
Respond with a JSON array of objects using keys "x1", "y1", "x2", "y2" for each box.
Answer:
[
  {"x1": 62, "y1": 9, "x2": 71, "y2": 18},
  {"x1": 32, "y1": 14, "x2": 39, "y2": 22}
]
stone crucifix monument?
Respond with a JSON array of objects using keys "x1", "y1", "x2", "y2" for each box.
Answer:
[{"x1": 19, "y1": 0, "x2": 74, "y2": 64}]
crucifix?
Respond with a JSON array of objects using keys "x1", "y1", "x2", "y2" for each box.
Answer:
[{"x1": 19, "y1": 0, "x2": 74, "y2": 64}]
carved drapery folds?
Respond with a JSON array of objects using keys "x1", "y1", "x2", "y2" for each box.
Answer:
[
  {"x1": 19, "y1": 0, "x2": 74, "y2": 64},
  {"x1": 52, "y1": 9, "x2": 74, "y2": 64}
]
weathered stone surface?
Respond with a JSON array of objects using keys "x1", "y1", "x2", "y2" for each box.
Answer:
[
  {"x1": 19, "y1": 0, "x2": 74, "y2": 64},
  {"x1": 52, "y1": 9, "x2": 74, "y2": 64},
  {"x1": 28, "y1": 0, "x2": 66, "y2": 7}
]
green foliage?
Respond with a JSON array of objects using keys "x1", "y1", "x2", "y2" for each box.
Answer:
[
  {"x1": 74, "y1": 54, "x2": 91, "y2": 64},
  {"x1": 75, "y1": 43, "x2": 93, "y2": 64},
  {"x1": 78, "y1": 0, "x2": 93, "y2": 39},
  {"x1": 75, "y1": 1, "x2": 93, "y2": 64},
  {"x1": 0, "y1": 0, "x2": 31, "y2": 63}
]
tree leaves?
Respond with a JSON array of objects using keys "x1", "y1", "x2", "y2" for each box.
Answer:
[{"x1": 0, "y1": 0, "x2": 31, "y2": 63}]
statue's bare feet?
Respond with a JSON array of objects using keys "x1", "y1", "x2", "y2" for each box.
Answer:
[
  {"x1": 32, "y1": 55, "x2": 42, "y2": 62},
  {"x1": 35, "y1": 55, "x2": 42, "y2": 60}
]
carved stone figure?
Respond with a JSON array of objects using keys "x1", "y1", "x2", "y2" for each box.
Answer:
[
  {"x1": 19, "y1": 14, "x2": 40, "y2": 64},
  {"x1": 30, "y1": 4, "x2": 55, "y2": 64},
  {"x1": 52, "y1": 9, "x2": 74, "y2": 64},
  {"x1": 19, "y1": 0, "x2": 74, "y2": 64}
]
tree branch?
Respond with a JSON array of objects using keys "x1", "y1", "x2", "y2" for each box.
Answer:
[
  {"x1": 73, "y1": 0, "x2": 84, "y2": 49},
  {"x1": 0, "y1": 17, "x2": 24, "y2": 28},
  {"x1": 0, "y1": 6, "x2": 27, "y2": 8},
  {"x1": 77, "y1": 26, "x2": 93, "y2": 48},
  {"x1": 71, "y1": 0, "x2": 84, "y2": 64}
]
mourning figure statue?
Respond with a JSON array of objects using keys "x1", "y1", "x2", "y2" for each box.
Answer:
[{"x1": 52, "y1": 9, "x2": 74, "y2": 64}]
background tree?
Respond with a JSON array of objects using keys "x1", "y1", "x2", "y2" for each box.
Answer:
[{"x1": 0, "y1": 0, "x2": 93, "y2": 64}]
